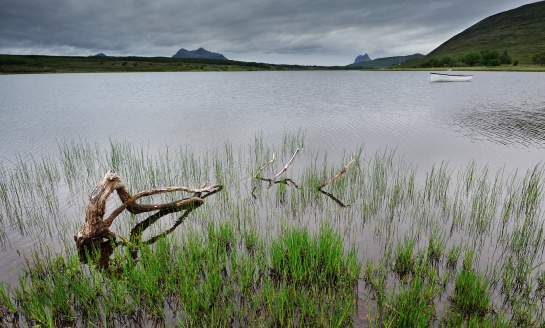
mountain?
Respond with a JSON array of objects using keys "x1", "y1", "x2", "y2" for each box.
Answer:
[
  {"x1": 354, "y1": 53, "x2": 371, "y2": 63},
  {"x1": 94, "y1": 53, "x2": 107, "y2": 57},
  {"x1": 424, "y1": 1, "x2": 545, "y2": 64},
  {"x1": 347, "y1": 54, "x2": 424, "y2": 68},
  {"x1": 172, "y1": 47, "x2": 228, "y2": 60}
]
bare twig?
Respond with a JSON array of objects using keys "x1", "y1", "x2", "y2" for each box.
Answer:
[
  {"x1": 252, "y1": 148, "x2": 302, "y2": 197},
  {"x1": 194, "y1": 180, "x2": 209, "y2": 197},
  {"x1": 318, "y1": 154, "x2": 356, "y2": 190},
  {"x1": 254, "y1": 153, "x2": 276, "y2": 178},
  {"x1": 274, "y1": 148, "x2": 302, "y2": 179}
]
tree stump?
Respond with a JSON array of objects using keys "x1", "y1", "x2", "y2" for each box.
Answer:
[{"x1": 74, "y1": 171, "x2": 222, "y2": 247}]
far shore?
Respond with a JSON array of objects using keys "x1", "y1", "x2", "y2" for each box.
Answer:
[{"x1": 1, "y1": 54, "x2": 544, "y2": 74}]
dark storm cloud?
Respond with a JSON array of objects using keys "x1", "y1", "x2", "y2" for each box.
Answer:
[{"x1": 0, "y1": 0, "x2": 539, "y2": 65}]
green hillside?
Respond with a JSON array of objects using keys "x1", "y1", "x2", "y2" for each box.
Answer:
[
  {"x1": 408, "y1": 1, "x2": 545, "y2": 67},
  {"x1": 347, "y1": 54, "x2": 424, "y2": 69}
]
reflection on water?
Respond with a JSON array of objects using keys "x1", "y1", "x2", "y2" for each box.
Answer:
[{"x1": 79, "y1": 201, "x2": 202, "y2": 274}]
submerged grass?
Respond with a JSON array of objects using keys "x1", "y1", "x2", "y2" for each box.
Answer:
[
  {"x1": 0, "y1": 224, "x2": 360, "y2": 327},
  {"x1": 1, "y1": 134, "x2": 545, "y2": 326}
]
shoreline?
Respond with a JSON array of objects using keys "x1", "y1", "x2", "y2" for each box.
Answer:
[{"x1": 2, "y1": 54, "x2": 544, "y2": 74}]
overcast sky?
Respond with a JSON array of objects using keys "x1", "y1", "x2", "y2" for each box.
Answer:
[{"x1": 0, "y1": 0, "x2": 540, "y2": 66}]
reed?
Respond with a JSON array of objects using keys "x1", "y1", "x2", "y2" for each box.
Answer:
[
  {"x1": 0, "y1": 223, "x2": 360, "y2": 326},
  {"x1": 1, "y1": 135, "x2": 545, "y2": 326},
  {"x1": 451, "y1": 268, "x2": 491, "y2": 316},
  {"x1": 394, "y1": 236, "x2": 415, "y2": 277}
]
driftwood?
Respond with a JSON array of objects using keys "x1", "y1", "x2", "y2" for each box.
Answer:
[
  {"x1": 317, "y1": 154, "x2": 356, "y2": 207},
  {"x1": 252, "y1": 150, "x2": 356, "y2": 207},
  {"x1": 78, "y1": 189, "x2": 221, "y2": 273},
  {"x1": 318, "y1": 154, "x2": 356, "y2": 191},
  {"x1": 74, "y1": 171, "x2": 222, "y2": 248},
  {"x1": 253, "y1": 148, "x2": 302, "y2": 192}
]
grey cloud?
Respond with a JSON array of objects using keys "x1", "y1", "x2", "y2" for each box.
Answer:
[{"x1": 0, "y1": 0, "x2": 538, "y2": 65}]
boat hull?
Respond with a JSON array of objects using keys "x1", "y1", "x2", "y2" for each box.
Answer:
[{"x1": 430, "y1": 73, "x2": 473, "y2": 82}]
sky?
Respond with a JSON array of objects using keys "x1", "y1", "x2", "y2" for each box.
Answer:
[{"x1": 0, "y1": 0, "x2": 540, "y2": 66}]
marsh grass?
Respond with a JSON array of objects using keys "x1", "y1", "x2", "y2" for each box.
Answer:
[
  {"x1": 0, "y1": 224, "x2": 360, "y2": 327},
  {"x1": 394, "y1": 236, "x2": 415, "y2": 278},
  {"x1": 1, "y1": 135, "x2": 545, "y2": 326},
  {"x1": 385, "y1": 271, "x2": 436, "y2": 327}
]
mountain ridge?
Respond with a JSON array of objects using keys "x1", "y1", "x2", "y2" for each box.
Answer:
[
  {"x1": 354, "y1": 53, "x2": 371, "y2": 63},
  {"x1": 348, "y1": 53, "x2": 424, "y2": 68},
  {"x1": 172, "y1": 47, "x2": 228, "y2": 60}
]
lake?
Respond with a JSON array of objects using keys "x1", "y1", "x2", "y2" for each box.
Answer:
[
  {"x1": 1, "y1": 70, "x2": 545, "y2": 325},
  {"x1": 2, "y1": 71, "x2": 545, "y2": 171}
]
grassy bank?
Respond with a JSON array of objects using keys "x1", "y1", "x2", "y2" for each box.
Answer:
[
  {"x1": 388, "y1": 65, "x2": 545, "y2": 72},
  {"x1": 1, "y1": 136, "x2": 545, "y2": 326}
]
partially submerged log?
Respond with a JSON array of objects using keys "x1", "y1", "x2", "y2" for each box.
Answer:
[{"x1": 74, "y1": 170, "x2": 222, "y2": 248}]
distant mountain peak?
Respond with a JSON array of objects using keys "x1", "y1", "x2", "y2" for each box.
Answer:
[
  {"x1": 348, "y1": 53, "x2": 424, "y2": 68},
  {"x1": 172, "y1": 47, "x2": 227, "y2": 60},
  {"x1": 354, "y1": 53, "x2": 371, "y2": 63}
]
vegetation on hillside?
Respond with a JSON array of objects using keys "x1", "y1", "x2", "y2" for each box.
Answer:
[
  {"x1": 399, "y1": 1, "x2": 545, "y2": 69},
  {"x1": 533, "y1": 52, "x2": 545, "y2": 66},
  {"x1": 417, "y1": 49, "x2": 515, "y2": 68}
]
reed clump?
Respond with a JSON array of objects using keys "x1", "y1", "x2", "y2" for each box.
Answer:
[
  {"x1": 0, "y1": 224, "x2": 360, "y2": 327},
  {"x1": 1, "y1": 134, "x2": 545, "y2": 326}
]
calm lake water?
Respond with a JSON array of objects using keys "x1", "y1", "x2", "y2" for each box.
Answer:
[
  {"x1": 2, "y1": 71, "x2": 545, "y2": 171},
  {"x1": 1, "y1": 70, "x2": 545, "y2": 289}
]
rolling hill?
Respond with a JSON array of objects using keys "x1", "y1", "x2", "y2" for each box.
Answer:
[{"x1": 424, "y1": 1, "x2": 545, "y2": 65}]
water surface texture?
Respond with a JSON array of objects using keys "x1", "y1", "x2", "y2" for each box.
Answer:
[{"x1": 2, "y1": 71, "x2": 544, "y2": 172}]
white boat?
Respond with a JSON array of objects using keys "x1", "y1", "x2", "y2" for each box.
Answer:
[{"x1": 430, "y1": 72, "x2": 473, "y2": 82}]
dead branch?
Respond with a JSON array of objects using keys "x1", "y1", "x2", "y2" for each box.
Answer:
[
  {"x1": 274, "y1": 148, "x2": 302, "y2": 179},
  {"x1": 254, "y1": 153, "x2": 276, "y2": 178},
  {"x1": 78, "y1": 193, "x2": 212, "y2": 274},
  {"x1": 255, "y1": 177, "x2": 300, "y2": 189},
  {"x1": 318, "y1": 154, "x2": 356, "y2": 190},
  {"x1": 104, "y1": 184, "x2": 222, "y2": 226},
  {"x1": 74, "y1": 171, "x2": 222, "y2": 247},
  {"x1": 253, "y1": 148, "x2": 302, "y2": 190}
]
